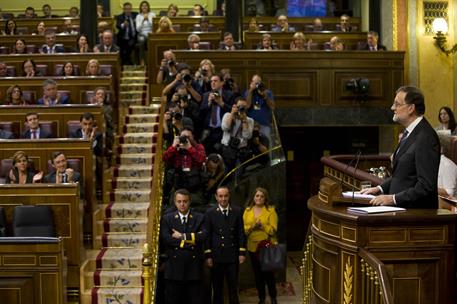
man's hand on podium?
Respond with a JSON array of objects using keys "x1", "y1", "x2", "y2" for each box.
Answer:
[{"x1": 360, "y1": 187, "x2": 395, "y2": 206}]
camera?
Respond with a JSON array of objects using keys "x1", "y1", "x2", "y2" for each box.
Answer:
[
  {"x1": 255, "y1": 82, "x2": 266, "y2": 92},
  {"x1": 223, "y1": 78, "x2": 234, "y2": 91},
  {"x1": 238, "y1": 105, "x2": 246, "y2": 113},
  {"x1": 345, "y1": 78, "x2": 370, "y2": 94},
  {"x1": 179, "y1": 94, "x2": 190, "y2": 102},
  {"x1": 252, "y1": 130, "x2": 260, "y2": 138},
  {"x1": 212, "y1": 90, "x2": 220, "y2": 98},
  {"x1": 170, "y1": 112, "x2": 183, "y2": 120},
  {"x1": 179, "y1": 135, "x2": 188, "y2": 144},
  {"x1": 182, "y1": 74, "x2": 192, "y2": 82},
  {"x1": 167, "y1": 60, "x2": 175, "y2": 67},
  {"x1": 200, "y1": 69, "x2": 208, "y2": 77}
]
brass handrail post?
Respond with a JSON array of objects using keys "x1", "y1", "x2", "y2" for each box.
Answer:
[{"x1": 142, "y1": 243, "x2": 153, "y2": 303}]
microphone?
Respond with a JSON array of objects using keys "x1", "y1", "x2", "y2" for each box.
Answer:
[{"x1": 350, "y1": 150, "x2": 362, "y2": 204}]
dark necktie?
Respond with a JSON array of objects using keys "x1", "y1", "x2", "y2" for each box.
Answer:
[
  {"x1": 31, "y1": 130, "x2": 36, "y2": 139},
  {"x1": 222, "y1": 209, "x2": 228, "y2": 219},
  {"x1": 210, "y1": 105, "x2": 218, "y2": 126},
  {"x1": 182, "y1": 216, "x2": 187, "y2": 225},
  {"x1": 395, "y1": 130, "x2": 409, "y2": 156}
]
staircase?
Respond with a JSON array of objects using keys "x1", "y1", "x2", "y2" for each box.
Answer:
[{"x1": 81, "y1": 66, "x2": 160, "y2": 304}]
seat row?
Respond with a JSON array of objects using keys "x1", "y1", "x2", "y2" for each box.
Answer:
[
  {"x1": 2, "y1": 62, "x2": 112, "y2": 76},
  {"x1": 0, "y1": 205, "x2": 54, "y2": 237}
]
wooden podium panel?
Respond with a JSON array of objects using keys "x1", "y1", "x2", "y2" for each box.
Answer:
[
  {"x1": 308, "y1": 197, "x2": 456, "y2": 304},
  {"x1": 0, "y1": 238, "x2": 65, "y2": 304}
]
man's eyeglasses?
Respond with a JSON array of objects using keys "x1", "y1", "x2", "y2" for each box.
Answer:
[{"x1": 392, "y1": 101, "x2": 409, "y2": 108}]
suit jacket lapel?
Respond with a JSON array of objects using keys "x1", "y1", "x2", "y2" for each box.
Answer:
[{"x1": 393, "y1": 119, "x2": 424, "y2": 169}]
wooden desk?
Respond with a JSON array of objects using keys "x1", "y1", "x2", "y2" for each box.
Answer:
[
  {"x1": 0, "y1": 237, "x2": 65, "y2": 304},
  {"x1": 0, "y1": 104, "x2": 104, "y2": 138},
  {"x1": 0, "y1": 34, "x2": 79, "y2": 51},
  {"x1": 163, "y1": 50, "x2": 404, "y2": 108},
  {"x1": 0, "y1": 76, "x2": 112, "y2": 104},
  {"x1": 0, "y1": 139, "x2": 96, "y2": 244},
  {"x1": 242, "y1": 16, "x2": 362, "y2": 32},
  {"x1": 0, "y1": 184, "x2": 81, "y2": 291},
  {"x1": 307, "y1": 197, "x2": 456, "y2": 304},
  {"x1": 244, "y1": 31, "x2": 368, "y2": 50}
]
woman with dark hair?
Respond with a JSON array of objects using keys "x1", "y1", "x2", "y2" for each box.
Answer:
[
  {"x1": 136, "y1": 1, "x2": 156, "y2": 65},
  {"x1": 4, "y1": 85, "x2": 28, "y2": 105},
  {"x1": 22, "y1": 59, "x2": 42, "y2": 77},
  {"x1": 436, "y1": 106, "x2": 457, "y2": 135},
  {"x1": 5, "y1": 151, "x2": 43, "y2": 184},
  {"x1": 2, "y1": 18, "x2": 17, "y2": 35},
  {"x1": 33, "y1": 21, "x2": 46, "y2": 35},
  {"x1": 90, "y1": 87, "x2": 114, "y2": 152},
  {"x1": 60, "y1": 62, "x2": 76, "y2": 76},
  {"x1": 12, "y1": 38, "x2": 27, "y2": 54},
  {"x1": 243, "y1": 187, "x2": 278, "y2": 304},
  {"x1": 167, "y1": 4, "x2": 179, "y2": 17},
  {"x1": 76, "y1": 34, "x2": 90, "y2": 53}
]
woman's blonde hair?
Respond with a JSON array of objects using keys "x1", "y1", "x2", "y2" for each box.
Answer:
[
  {"x1": 246, "y1": 187, "x2": 271, "y2": 209},
  {"x1": 199, "y1": 59, "x2": 215, "y2": 74},
  {"x1": 157, "y1": 16, "x2": 174, "y2": 33},
  {"x1": 85, "y1": 59, "x2": 100, "y2": 76},
  {"x1": 12, "y1": 151, "x2": 28, "y2": 166}
]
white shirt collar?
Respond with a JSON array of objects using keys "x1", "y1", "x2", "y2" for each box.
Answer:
[
  {"x1": 178, "y1": 211, "x2": 189, "y2": 220},
  {"x1": 218, "y1": 205, "x2": 229, "y2": 213},
  {"x1": 405, "y1": 116, "x2": 423, "y2": 137}
]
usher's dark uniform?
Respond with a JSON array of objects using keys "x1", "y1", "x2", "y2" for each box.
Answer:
[
  {"x1": 161, "y1": 210, "x2": 206, "y2": 304},
  {"x1": 205, "y1": 205, "x2": 247, "y2": 304}
]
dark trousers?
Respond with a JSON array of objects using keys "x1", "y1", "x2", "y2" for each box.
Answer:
[
  {"x1": 249, "y1": 251, "x2": 277, "y2": 301},
  {"x1": 202, "y1": 127, "x2": 223, "y2": 154},
  {"x1": 118, "y1": 37, "x2": 136, "y2": 65},
  {"x1": 165, "y1": 279, "x2": 201, "y2": 304},
  {"x1": 211, "y1": 262, "x2": 239, "y2": 304}
]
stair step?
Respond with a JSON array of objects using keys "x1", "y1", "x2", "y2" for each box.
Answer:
[
  {"x1": 129, "y1": 104, "x2": 160, "y2": 114},
  {"x1": 109, "y1": 189, "x2": 151, "y2": 203},
  {"x1": 98, "y1": 218, "x2": 148, "y2": 233},
  {"x1": 86, "y1": 269, "x2": 143, "y2": 288},
  {"x1": 118, "y1": 144, "x2": 156, "y2": 154},
  {"x1": 111, "y1": 178, "x2": 152, "y2": 190},
  {"x1": 104, "y1": 202, "x2": 150, "y2": 218},
  {"x1": 125, "y1": 123, "x2": 159, "y2": 133},
  {"x1": 91, "y1": 287, "x2": 143, "y2": 304},
  {"x1": 95, "y1": 233, "x2": 147, "y2": 248},
  {"x1": 113, "y1": 165, "x2": 154, "y2": 178},
  {"x1": 118, "y1": 153, "x2": 155, "y2": 165},
  {"x1": 120, "y1": 133, "x2": 157, "y2": 144},
  {"x1": 95, "y1": 248, "x2": 143, "y2": 269},
  {"x1": 126, "y1": 114, "x2": 159, "y2": 124}
]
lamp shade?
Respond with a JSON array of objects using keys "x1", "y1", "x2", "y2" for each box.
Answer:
[{"x1": 432, "y1": 18, "x2": 448, "y2": 34}]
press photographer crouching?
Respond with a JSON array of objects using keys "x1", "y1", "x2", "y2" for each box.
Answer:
[
  {"x1": 221, "y1": 98, "x2": 254, "y2": 171},
  {"x1": 162, "y1": 127, "x2": 207, "y2": 209},
  {"x1": 245, "y1": 74, "x2": 275, "y2": 139}
]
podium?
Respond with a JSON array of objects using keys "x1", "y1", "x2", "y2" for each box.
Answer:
[{"x1": 304, "y1": 191, "x2": 457, "y2": 304}]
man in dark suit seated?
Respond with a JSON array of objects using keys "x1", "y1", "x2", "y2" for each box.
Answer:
[
  {"x1": 160, "y1": 188, "x2": 206, "y2": 304},
  {"x1": 361, "y1": 86, "x2": 440, "y2": 208},
  {"x1": 21, "y1": 112, "x2": 53, "y2": 139},
  {"x1": 42, "y1": 4, "x2": 59, "y2": 18},
  {"x1": 115, "y1": 2, "x2": 138, "y2": 65},
  {"x1": 44, "y1": 151, "x2": 80, "y2": 184},
  {"x1": 94, "y1": 30, "x2": 120, "y2": 53},
  {"x1": 219, "y1": 32, "x2": 241, "y2": 50},
  {"x1": 69, "y1": 112, "x2": 103, "y2": 156},
  {"x1": 37, "y1": 79, "x2": 70, "y2": 105},
  {"x1": 358, "y1": 31, "x2": 387, "y2": 51},
  {"x1": 40, "y1": 30, "x2": 65, "y2": 54}
]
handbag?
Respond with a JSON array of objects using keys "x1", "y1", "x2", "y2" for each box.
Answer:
[{"x1": 257, "y1": 240, "x2": 286, "y2": 272}]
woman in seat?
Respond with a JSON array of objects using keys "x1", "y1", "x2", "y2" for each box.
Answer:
[
  {"x1": 4, "y1": 85, "x2": 28, "y2": 105},
  {"x1": 59, "y1": 61, "x2": 77, "y2": 77},
  {"x1": 436, "y1": 106, "x2": 457, "y2": 135},
  {"x1": 85, "y1": 59, "x2": 101, "y2": 76},
  {"x1": 6, "y1": 151, "x2": 43, "y2": 184},
  {"x1": 22, "y1": 59, "x2": 42, "y2": 77},
  {"x1": 2, "y1": 18, "x2": 17, "y2": 35},
  {"x1": 243, "y1": 187, "x2": 278, "y2": 304},
  {"x1": 75, "y1": 34, "x2": 90, "y2": 53},
  {"x1": 12, "y1": 38, "x2": 27, "y2": 54},
  {"x1": 156, "y1": 16, "x2": 175, "y2": 33}
]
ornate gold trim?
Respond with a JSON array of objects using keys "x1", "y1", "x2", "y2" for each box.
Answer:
[
  {"x1": 393, "y1": 0, "x2": 398, "y2": 50},
  {"x1": 343, "y1": 256, "x2": 354, "y2": 304}
]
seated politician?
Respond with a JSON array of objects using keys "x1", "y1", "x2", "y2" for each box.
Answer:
[
  {"x1": 5, "y1": 151, "x2": 43, "y2": 184},
  {"x1": 44, "y1": 151, "x2": 81, "y2": 184},
  {"x1": 37, "y1": 79, "x2": 70, "y2": 105},
  {"x1": 21, "y1": 112, "x2": 54, "y2": 139}
]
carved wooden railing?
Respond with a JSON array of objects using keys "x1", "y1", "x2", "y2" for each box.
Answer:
[
  {"x1": 359, "y1": 249, "x2": 394, "y2": 304},
  {"x1": 142, "y1": 96, "x2": 166, "y2": 304}
]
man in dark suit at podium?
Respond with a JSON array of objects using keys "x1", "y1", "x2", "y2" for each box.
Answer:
[{"x1": 361, "y1": 86, "x2": 440, "y2": 208}]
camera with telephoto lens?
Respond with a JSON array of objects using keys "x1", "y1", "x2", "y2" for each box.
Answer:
[
  {"x1": 167, "y1": 60, "x2": 175, "y2": 67},
  {"x1": 182, "y1": 74, "x2": 192, "y2": 82},
  {"x1": 179, "y1": 94, "x2": 190, "y2": 102},
  {"x1": 179, "y1": 135, "x2": 188, "y2": 144},
  {"x1": 255, "y1": 82, "x2": 266, "y2": 92}
]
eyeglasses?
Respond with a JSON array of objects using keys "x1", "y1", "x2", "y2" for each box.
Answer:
[{"x1": 392, "y1": 101, "x2": 409, "y2": 108}]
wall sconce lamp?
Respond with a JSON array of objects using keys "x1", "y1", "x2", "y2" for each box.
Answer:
[{"x1": 432, "y1": 18, "x2": 457, "y2": 55}]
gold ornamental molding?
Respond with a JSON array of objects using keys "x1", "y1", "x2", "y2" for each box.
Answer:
[
  {"x1": 392, "y1": 0, "x2": 398, "y2": 50},
  {"x1": 343, "y1": 256, "x2": 354, "y2": 304}
]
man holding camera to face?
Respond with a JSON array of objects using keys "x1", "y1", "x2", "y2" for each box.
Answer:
[
  {"x1": 156, "y1": 50, "x2": 178, "y2": 85},
  {"x1": 200, "y1": 74, "x2": 234, "y2": 153},
  {"x1": 163, "y1": 127, "x2": 207, "y2": 199},
  {"x1": 163, "y1": 64, "x2": 202, "y2": 105},
  {"x1": 245, "y1": 74, "x2": 275, "y2": 139},
  {"x1": 221, "y1": 98, "x2": 254, "y2": 171}
]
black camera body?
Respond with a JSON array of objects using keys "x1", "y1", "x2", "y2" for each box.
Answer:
[
  {"x1": 167, "y1": 60, "x2": 175, "y2": 67},
  {"x1": 170, "y1": 112, "x2": 183, "y2": 121},
  {"x1": 182, "y1": 74, "x2": 192, "y2": 82},
  {"x1": 179, "y1": 94, "x2": 190, "y2": 102},
  {"x1": 200, "y1": 69, "x2": 208, "y2": 76},
  {"x1": 255, "y1": 82, "x2": 266, "y2": 92},
  {"x1": 179, "y1": 135, "x2": 188, "y2": 144},
  {"x1": 238, "y1": 105, "x2": 247, "y2": 113},
  {"x1": 212, "y1": 90, "x2": 220, "y2": 98}
]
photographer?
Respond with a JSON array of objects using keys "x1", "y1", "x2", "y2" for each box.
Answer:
[
  {"x1": 248, "y1": 122, "x2": 270, "y2": 167},
  {"x1": 221, "y1": 68, "x2": 241, "y2": 97},
  {"x1": 245, "y1": 74, "x2": 275, "y2": 139},
  {"x1": 194, "y1": 59, "x2": 215, "y2": 96},
  {"x1": 163, "y1": 104, "x2": 194, "y2": 148},
  {"x1": 156, "y1": 50, "x2": 178, "y2": 85},
  {"x1": 221, "y1": 98, "x2": 254, "y2": 171},
  {"x1": 162, "y1": 64, "x2": 202, "y2": 104},
  {"x1": 200, "y1": 74, "x2": 234, "y2": 153},
  {"x1": 163, "y1": 128, "x2": 207, "y2": 207}
]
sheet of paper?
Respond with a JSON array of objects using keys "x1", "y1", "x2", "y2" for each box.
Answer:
[
  {"x1": 342, "y1": 191, "x2": 375, "y2": 200},
  {"x1": 347, "y1": 206, "x2": 406, "y2": 214}
]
